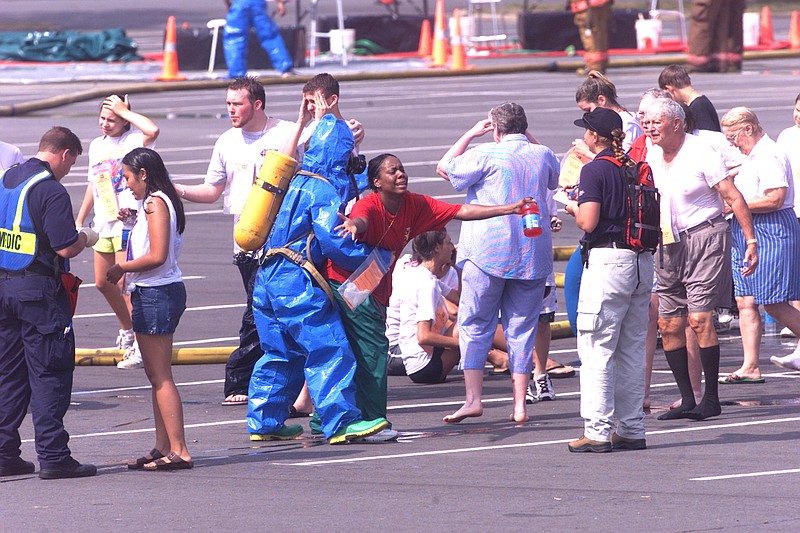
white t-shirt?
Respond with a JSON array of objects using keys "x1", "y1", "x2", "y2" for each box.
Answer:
[
  {"x1": 694, "y1": 129, "x2": 745, "y2": 170},
  {"x1": 205, "y1": 116, "x2": 301, "y2": 215},
  {"x1": 127, "y1": 190, "x2": 183, "y2": 287},
  {"x1": 395, "y1": 263, "x2": 451, "y2": 375},
  {"x1": 87, "y1": 129, "x2": 150, "y2": 237},
  {"x1": 647, "y1": 133, "x2": 728, "y2": 233},
  {"x1": 734, "y1": 134, "x2": 794, "y2": 211},
  {"x1": 386, "y1": 254, "x2": 458, "y2": 347},
  {"x1": 0, "y1": 141, "x2": 24, "y2": 175},
  {"x1": 776, "y1": 125, "x2": 800, "y2": 217},
  {"x1": 204, "y1": 115, "x2": 302, "y2": 252},
  {"x1": 619, "y1": 110, "x2": 643, "y2": 153}
]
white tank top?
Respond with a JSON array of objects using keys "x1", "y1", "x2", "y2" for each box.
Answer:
[{"x1": 127, "y1": 190, "x2": 183, "y2": 287}]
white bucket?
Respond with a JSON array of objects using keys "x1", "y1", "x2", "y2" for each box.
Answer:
[
  {"x1": 329, "y1": 29, "x2": 356, "y2": 55},
  {"x1": 448, "y1": 15, "x2": 471, "y2": 42},
  {"x1": 635, "y1": 17, "x2": 662, "y2": 50},
  {"x1": 743, "y1": 12, "x2": 760, "y2": 47}
]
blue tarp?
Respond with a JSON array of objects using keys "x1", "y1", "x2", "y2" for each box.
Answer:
[{"x1": 0, "y1": 28, "x2": 142, "y2": 62}]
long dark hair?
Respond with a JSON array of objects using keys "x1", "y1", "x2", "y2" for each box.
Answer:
[
  {"x1": 122, "y1": 147, "x2": 185, "y2": 234},
  {"x1": 576, "y1": 71, "x2": 624, "y2": 110}
]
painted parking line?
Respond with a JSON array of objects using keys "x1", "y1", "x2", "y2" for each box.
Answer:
[
  {"x1": 74, "y1": 302, "x2": 244, "y2": 320},
  {"x1": 691, "y1": 468, "x2": 800, "y2": 481},
  {"x1": 79, "y1": 275, "x2": 204, "y2": 290},
  {"x1": 276, "y1": 415, "x2": 800, "y2": 467}
]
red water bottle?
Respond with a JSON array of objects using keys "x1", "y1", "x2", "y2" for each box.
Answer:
[{"x1": 521, "y1": 201, "x2": 542, "y2": 238}]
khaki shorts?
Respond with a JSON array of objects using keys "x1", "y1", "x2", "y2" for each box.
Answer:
[
  {"x1": 656, "y1": 217, "x2": 732, "y2": 317},
  {"x1": 93, "y1": 235, "x2": 123, "y2": 254}
]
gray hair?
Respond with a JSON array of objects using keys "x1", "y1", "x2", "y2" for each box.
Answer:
[
  {"x1": 646, "y1": 97, "x2": 685, "y2": 123},
  {"x1": 489, "y1": 102, "x2": 528, "y2": 135},
  {"x1": 639, "y1": 88, "x2": 672, "y2": 105}
]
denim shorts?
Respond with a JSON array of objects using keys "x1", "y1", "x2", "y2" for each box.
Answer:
[{"x1": 131, "y1": 282, "x2": 186, "y2": 335}]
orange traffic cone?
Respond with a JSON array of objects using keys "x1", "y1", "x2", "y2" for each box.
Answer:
[
  {"x1": 450, "y1": 9, "x2": 468, "y2": 71},
  {"x1": 790, "y1": 11, "x2": 800, "y2": 50},
  {"x1": 759, "y1": 5, "x2": 774, "y2": 46},
  {"x1": 418, "y1": 19, "x2": 433, "y2": 57},
  {"x1": 157, "y1": 16, "x2": 187, "y2": 81},
  {"x1": 430, "y1": 0, "x2": 448, "y2": 68}
]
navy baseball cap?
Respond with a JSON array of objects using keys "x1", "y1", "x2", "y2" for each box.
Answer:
[{"x1": 573, "y1": 107, "x2": 623, "y2": 138}]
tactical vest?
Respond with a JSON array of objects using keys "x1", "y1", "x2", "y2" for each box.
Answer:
[{"x1": 0, "y1": 168, "x2": 52, "y2": 271}]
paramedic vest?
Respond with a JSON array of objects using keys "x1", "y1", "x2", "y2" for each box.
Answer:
[{"x1": 0, "y1": 167, "x2": 53, "y2": 271}]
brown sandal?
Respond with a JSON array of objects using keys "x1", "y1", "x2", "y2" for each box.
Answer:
[
  {"x1": 142, "y1": 452, "x2": 193, "y2": 471},
  {"x1": 127, "y1": 448, "x2": 165, "y2": 470}
]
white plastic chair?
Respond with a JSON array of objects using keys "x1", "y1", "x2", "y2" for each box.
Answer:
[
  {"x1": 649, "y1": 0, "x2": 687, "y2": 44},
  {"x1": 468, "y1": 0, "x2": 507, "y2": 50},
  {"x1": 308, "y1": 0, "x2": 349, "y2": 68},
  {"x1": 207, "y1": 18, "x2": 227, "y2": 73}
]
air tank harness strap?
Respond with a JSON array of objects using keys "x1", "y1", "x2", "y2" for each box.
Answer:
[
  {"x1": 264, "y1": 232, "x2": 336, "y2": 305},
  {"x1": 262, "y1": 170, "x2": 337, "y2": 304}
]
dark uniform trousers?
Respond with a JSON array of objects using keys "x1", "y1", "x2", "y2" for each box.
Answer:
[
  {"x1": 571, "y1": 0, "x2": 612, "y2": 73},
  {"x1": 688, "y1": 0, "x2": 745, "y2": 72},
  {"x1": 0, "y1": 273, "x2": 75, "y2": 468},
  {"x1": 223, "y1": 253, "x2": 264, "y2": 398}
]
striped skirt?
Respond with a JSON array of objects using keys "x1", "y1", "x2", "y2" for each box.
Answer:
[{"x1": 731, "y1": 208, "x2": 800, "y2": 304}]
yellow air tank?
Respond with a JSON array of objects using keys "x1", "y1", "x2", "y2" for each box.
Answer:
[{"x1": 234, "y1": 150, "x2": 297, "y2": 251}]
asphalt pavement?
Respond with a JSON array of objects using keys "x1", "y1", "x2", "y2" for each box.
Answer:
[{"x1": 2, "y1": 11, "x2": 800, "y2": 532}]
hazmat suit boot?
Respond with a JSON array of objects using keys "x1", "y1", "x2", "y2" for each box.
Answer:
[
  {"x1": 249, "y1": 424, "x2": 304, "y2": 441},
  {"x1": 328, "y1": 418, "x2": 389, "y2": 445}
]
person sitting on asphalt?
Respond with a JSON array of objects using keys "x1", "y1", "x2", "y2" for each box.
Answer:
[
  {"x1": 388, "y1": 230, "x2": 462, "y2": 384},
  {"x1": 386, "y1": 249, "x2": 511, "y2": 379}
]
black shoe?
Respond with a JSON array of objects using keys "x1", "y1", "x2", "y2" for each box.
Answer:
[
  {"x1": 39, "y1": 457, "x2": 97, "y2": 480},
  {"x1": 0, "y1": 457, "x2": 35, "y2": 476},
  {"x1": 610, "y1": 432, "x2": 647, "y2": 451}
]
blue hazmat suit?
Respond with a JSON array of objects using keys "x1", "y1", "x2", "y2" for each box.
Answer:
[
  {"x1": 248, "y1": 114, "x2": 391, "y2": 438},
  {"x1": 223, "y1": 0, "x2": 293, "y2": 77}
]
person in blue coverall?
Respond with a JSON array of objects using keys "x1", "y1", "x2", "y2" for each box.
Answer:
[
  {"x1": 223, "y1": 0, "x2": 294, "y2": 78},
  {"x1": 247, "y1": 90, "x2": 390, "y2": 444}
]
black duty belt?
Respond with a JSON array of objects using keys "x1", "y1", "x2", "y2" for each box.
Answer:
[
  {"x1": 588, "y1": 237, "x2": 635, "y2": 251},
  {"x1": 0, "y1": 262, "x2": 56, "y2": 278}
]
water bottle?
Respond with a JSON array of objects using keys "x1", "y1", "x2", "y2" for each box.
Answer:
[
  {"x1": 121, "y1": 226, "x2": 132, "y2": 251},
  {"x1": 521, "y1": 201, "x2": 542, "y2": 238},
  {"x1": 120, "y1": 208, "x2": 136, "y2": 251},
  {"x1": 764, "y1": 311, "x2": 778, "y2": 335}
]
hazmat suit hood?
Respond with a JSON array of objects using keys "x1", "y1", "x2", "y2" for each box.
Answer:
[{"x1": 302, "y1": 114, "x2": 354, "y2": 200}]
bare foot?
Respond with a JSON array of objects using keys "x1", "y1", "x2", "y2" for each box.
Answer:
[
  {"x1": 509, "y1": 411, "x2": 529, "y2": 423},
  {"x1": 643, "y1": 399, "x2": 651, "y2": 411},
  {"x1": 444, "y1": 403, "x2": 483, "y2": 423},
  {"x1": 222, "y1": 394, "x2": 247, "y2": 405}
]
